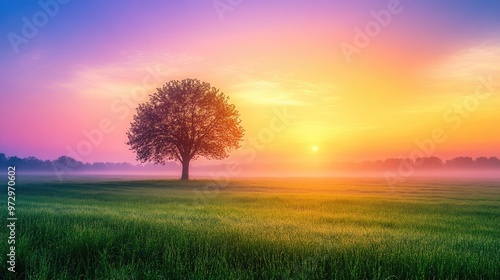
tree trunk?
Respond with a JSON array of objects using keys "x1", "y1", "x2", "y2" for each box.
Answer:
[{"x1": 181, "y1": 158, "x2": 190, "y2": 180}]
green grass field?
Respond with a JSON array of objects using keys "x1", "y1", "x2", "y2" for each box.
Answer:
[{"x1": 1, "y1": 176, "x2": 499, "y2": 279}]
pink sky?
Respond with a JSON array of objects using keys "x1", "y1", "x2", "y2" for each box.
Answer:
[{"x1": 1, "y1": 0, "x2": 500, "y2": 166}]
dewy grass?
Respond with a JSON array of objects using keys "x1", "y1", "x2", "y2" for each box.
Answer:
[{"x1": 1, "y1": 176, "x2": 499, "y2": 279}]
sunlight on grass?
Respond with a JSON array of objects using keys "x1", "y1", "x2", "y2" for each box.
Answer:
[{"x1": 1, "y1": 177, "x2": 499, "y2": 279}]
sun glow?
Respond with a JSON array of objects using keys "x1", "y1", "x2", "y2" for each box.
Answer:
[{"x1": 312, "y1": 146, "x2": 319, "y2": 152}]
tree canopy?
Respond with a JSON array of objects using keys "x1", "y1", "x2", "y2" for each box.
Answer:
[{"x1": 126, "y1": 78, "x2": 245, "y2": 179}]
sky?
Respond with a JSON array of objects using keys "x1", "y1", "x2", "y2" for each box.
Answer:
[{"x1": 1, "y1": 0, "x2": 500, "y2": 168}]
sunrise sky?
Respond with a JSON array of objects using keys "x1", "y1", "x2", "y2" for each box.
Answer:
[{"x1": 1, "y1": 0, "x2": 500, "y2": 167}]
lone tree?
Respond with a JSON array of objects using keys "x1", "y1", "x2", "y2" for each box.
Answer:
[{"x1": 126, "y1": 78, "x2": 244, "y2": 180}]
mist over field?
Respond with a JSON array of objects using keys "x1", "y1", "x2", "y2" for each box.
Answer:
[{"x1": 3, "y1": 152, "x2": 500, "y2": 180}]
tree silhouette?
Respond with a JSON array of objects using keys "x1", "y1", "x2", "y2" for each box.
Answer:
[{"x1": 126, "y1": 79, "x2": 244, "y2": 180}]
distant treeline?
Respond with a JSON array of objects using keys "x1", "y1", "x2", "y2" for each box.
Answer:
[
  {"x1": 329, "y1": 156, "x2": 500, "y2": 171},
  {"x1": 0, "y1": 153, "x2": 178, "y2": 173},
  {"x1": 0, "y1": 153, "x2": 499, "y2": 173}
]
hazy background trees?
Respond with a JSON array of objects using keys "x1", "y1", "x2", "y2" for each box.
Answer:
[{"x1": 1, "y1": 152, "x2": 499, "y2": 174}]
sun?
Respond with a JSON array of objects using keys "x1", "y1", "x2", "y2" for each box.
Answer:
[{"x1": 312, "y1": 146, "x2": 318, "y2": 152}]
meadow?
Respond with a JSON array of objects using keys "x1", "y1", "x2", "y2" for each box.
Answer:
[{"x1": 1, "y1": 175, "x2": 499, "y2": 279}]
